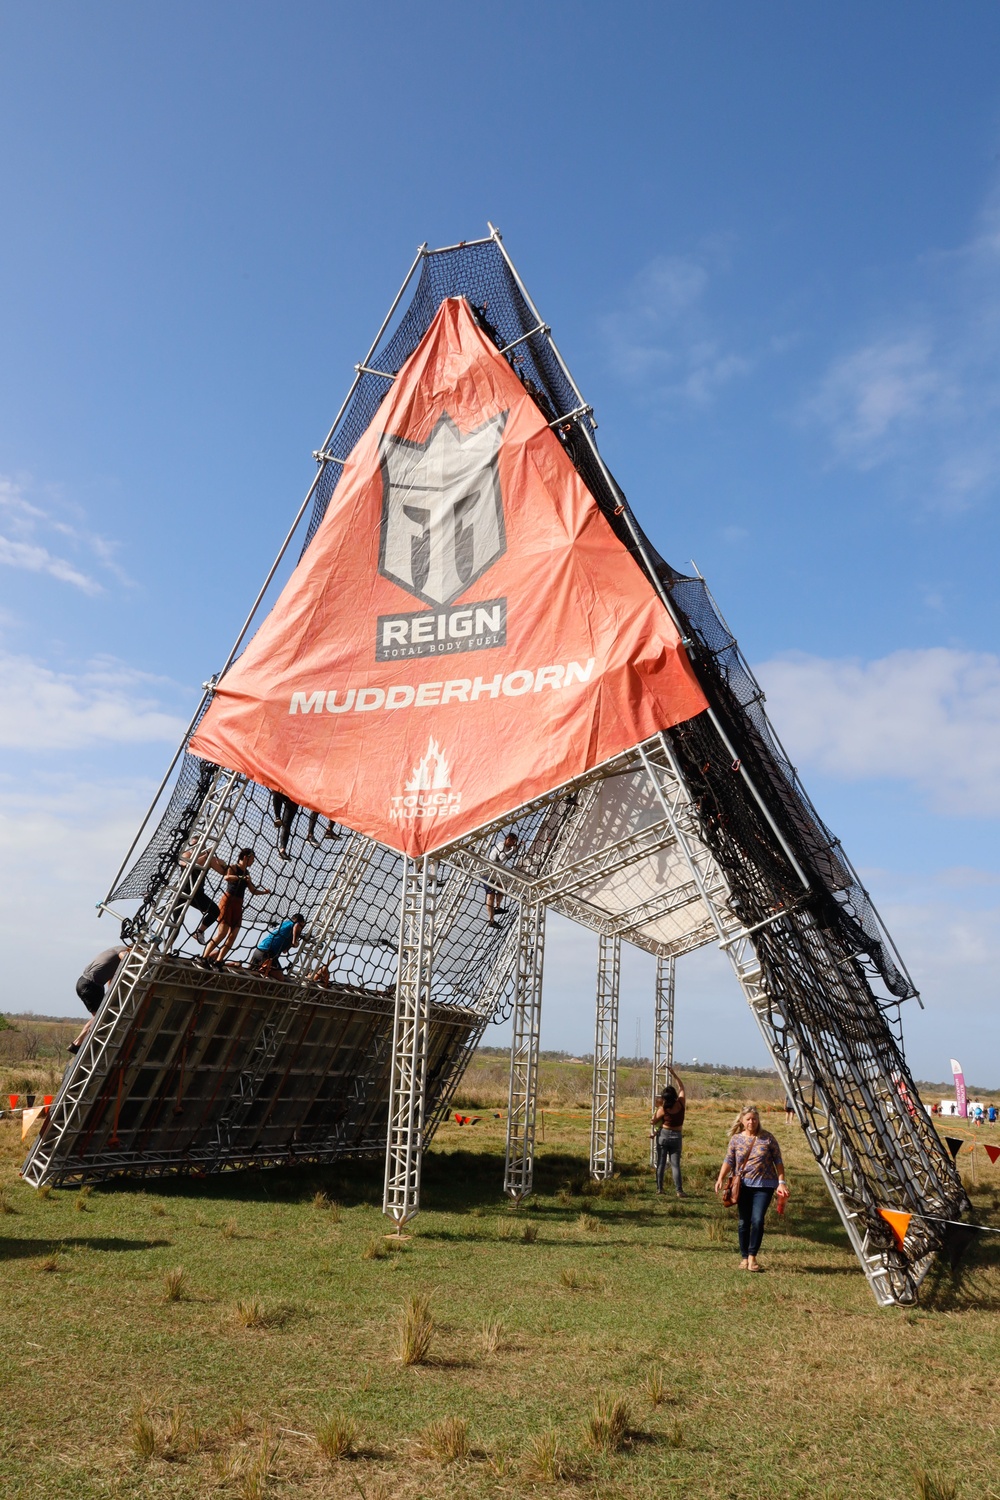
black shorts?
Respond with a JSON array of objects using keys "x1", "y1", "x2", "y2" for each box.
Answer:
[{"x1": 75, "y1": 977, "x2": 105, "y2": 1016}]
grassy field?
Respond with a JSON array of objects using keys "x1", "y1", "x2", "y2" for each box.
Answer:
[{"x1": 1, "y1": 1058, "x2": 999, "y2": 1500}]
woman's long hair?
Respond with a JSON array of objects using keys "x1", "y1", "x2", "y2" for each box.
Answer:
[{"x1": 729, "y1": 1102, "x2": 760, "y2": 1138}]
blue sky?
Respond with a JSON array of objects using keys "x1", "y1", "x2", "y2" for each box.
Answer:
[{"x1": 1, "y1": 2, "x2": 999, "y2": 1086}]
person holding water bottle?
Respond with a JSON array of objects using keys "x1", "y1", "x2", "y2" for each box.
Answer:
[{"x1": 714, "y1": 1104, "x2": 788, "y2": 1272}]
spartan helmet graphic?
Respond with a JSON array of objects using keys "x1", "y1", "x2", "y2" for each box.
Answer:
[{"x1": 378, "y1": 410, "x2": 508, "y2": 607}]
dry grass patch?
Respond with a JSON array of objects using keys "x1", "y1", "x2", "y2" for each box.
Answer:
[
  {"x1": 233, "y1": 1297, "x2": 289, "y2": 1330},
  {"x1": 130, "y1": 1402, "x2": 159, "y2": 1461},
  {"x1": 480, "y1": 1313, "x2": 507, "y2": 1354},
  {"x1": 521, "y1": 1220, "x2": 539, "y2": 1243},
  {"x1": 705, "y1": 1215, "x2": 729, "y2": 1242},
  {"x1": 315, "y1": 1412, "x2": 357, "y2": 1462},
  {"x1": 578, "y1": 1212, "x2": 603, "y2": 1233},
  {"x1": 645, "y1": 1366, "x2": 672, "y2": 1407},
  {"x1": 221, "y1": 1217, "x2": 239, "y2": 1240},
  {"x1": 415, "y1": 1415, "x2": 469, "y2": 1464},
  {"x1": 522, "y1": 1429, "x2": 565, "y2": 1482},
  {"x1": 913, "y1": 1471, "x2": 959, "y2": 1500},
  {"x1": 585, "y1": 1394, "x2": 632, "y2": 1454},
  {"x1": 36, "y1": 1253, "x2": 62, "y2": 1274},
  {"x1": 163, "y1": 1267, "x2": 186, "y2": 1302},
  {"x1": 362, "y1": 1234, "x2": 388, "y2": 1260},
  {"x1": 396, "y1": 1292, "x2": 434, "y2": 1365}
]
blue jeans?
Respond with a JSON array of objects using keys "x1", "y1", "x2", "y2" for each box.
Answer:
[
  {"x1": 737, "y1": 1184, "x2": 775, "y2": 1258},
  {"x1": 655, "y1": 1129, "x2": 683, "y2": 1193}
]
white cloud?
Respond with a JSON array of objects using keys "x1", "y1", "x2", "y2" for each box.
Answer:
[
  {"x1": 0, "y1": 648, "x2": 187, "y2": 750},
  {"x1": 0, "y1": 774, "x2": 152, "y2": 1016},
  {"x1": 0, "y1": 475, "x2": 132, "y2": 593},
  {"x1": 804, "y1": 182, "x2": 1000, "y2": 509},
  {"x1": 0, "y1": 533, "x2": 101, "y2": 594},
  {"x1": 755, "y1": 646, "x2": 1000, "y2": 816},
  {"x1": 601, "y1": 250, "x2": 752, "y2": 408}
]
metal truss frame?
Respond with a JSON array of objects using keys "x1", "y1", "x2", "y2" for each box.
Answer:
[
  {"x1": 383, "y1": 856, "x2": 438, "y2": 1227},
  {"x1": 636, "y1": 732, "x2": 961, "y2": 1306},
  {"x1": 59, "y1": 230, "x2": 966, "y2": 1310},
  {"x1": 589, "y1": 934, "x2": 621, "y2": 1181},
  {"x1": 503, "y1": 903, "x2": 546, "y2": 1202},
  {"x1": 650, "y1": 956, "x2": 675, "y2": 1167}
]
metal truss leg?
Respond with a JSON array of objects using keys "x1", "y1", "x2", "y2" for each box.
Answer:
[
  {"x1": 589, "y1": 933, "x2": 621, "y2": 1181},
  {"x1": 650, "y1": 955, "x2": 675, "y2": 1167},
  {"x1": 638, "y1": 733, "x2": 967, "y2": 1307},
  {"x1": 504, "y1": 904, "x2": 546, "y2": 1202},
  {"x1": 383, "y1": 855, "x2": 438, "y2": 1229}
]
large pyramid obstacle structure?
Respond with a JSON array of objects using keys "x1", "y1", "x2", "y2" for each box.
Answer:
[{"x1": 23, "y1": 229, "x2": 969, "y2": 1306}]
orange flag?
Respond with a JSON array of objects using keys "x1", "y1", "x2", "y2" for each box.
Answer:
[
  {"x1": 8, "y1": 1094, "x2": 18, "y2": 1110},
  {"x1": 879, "y1": 1208, "x2": 912, "y2": 1251},
  {"x1": 21, "y1": 1105, "x2": 43, "y2": 1141},
  {"x1": 984, "y1": 1145, "x2": 1000, "y2": 1166}
]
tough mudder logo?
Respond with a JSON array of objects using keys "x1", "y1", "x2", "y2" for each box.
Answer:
[
  {"x1": 376, "y1": 411, "x2": 508, "y2": 660},
  {"x1": 389, "y1": 738, "x2": 462, "y2": 824}
]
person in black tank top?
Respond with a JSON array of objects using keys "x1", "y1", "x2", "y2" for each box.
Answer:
[
  {"x1": 200, "y1": 848, "x2": 271, "y2": 967},
  {"x1": 650, "y1": 1066, "x2": 687, "y2": 1197}
]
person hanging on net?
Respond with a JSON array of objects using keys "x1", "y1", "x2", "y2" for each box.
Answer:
[
  {"x1": 484, "y1": 830, "x2": 519, "y2": 926},
  {"x1": 650, "y1": 1065, "x2": 687, "y2": 1197},
  {"x1": 170, "y1": 839, "x2": 227, "y2": 944},
  {"x1": 199, "y1": 848, "x2": 270, "y2": 967},
  {"x1": 68, "y1": 945, "x2": 131, "y2": 1053},
  {"x1": 271, "y1": 791, "x2": 299, "y2": 860},
  {"x1": 305, "y1": 809, "x2": 340, "y2": 846},
  {"x1": 248, "y1": 913, "x2": 306, "y2": 977}
]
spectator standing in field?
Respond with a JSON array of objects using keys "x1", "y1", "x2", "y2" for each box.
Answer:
[
  {"x1": 784, "y1": 1098, "x2": 795, "y2": 1124},
  {"x1": 248, "y1": 913, "x2": 306, "y2": 976},
  {"x1": 715, "y1": 1103, "x2": 788, "y2": 1272},
  {"x1": 200, "y1": 849, "x2": 270, "y2": 966},
  {"x1": 69, "y1": 945, "x2": 131, "y2": 1053},
  {"x1": 650, "y1": 1066, "x2": 687, "y2": 1197},
  {"x1": 989, "y1": 1104, "x2": 997, "y2": 1125}
]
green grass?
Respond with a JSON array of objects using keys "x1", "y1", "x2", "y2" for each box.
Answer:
[{"x1": 2, "y1": 1094, "x2": 999, "y2": 1498}]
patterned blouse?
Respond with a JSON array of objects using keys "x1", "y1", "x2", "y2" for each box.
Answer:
[{"x1": 724, "y1": 1130, "x2": 784, "y2": 1187}]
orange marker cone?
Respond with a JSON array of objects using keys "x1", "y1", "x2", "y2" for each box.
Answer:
[{"x1": 878, "y1": 1208, "x2": 912, "y2": 1251}]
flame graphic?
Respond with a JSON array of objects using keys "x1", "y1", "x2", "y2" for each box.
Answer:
[{"x1": 404, "y1": 738, "x2": 452, "y2": 792}]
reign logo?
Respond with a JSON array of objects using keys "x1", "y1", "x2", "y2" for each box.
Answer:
[{"x1": 378, "y1": 410, "x2": 507, "y2": 605}]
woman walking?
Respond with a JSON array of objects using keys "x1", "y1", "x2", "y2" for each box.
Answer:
[
  {"x1": 650, "y1": 1065, "x2": 687, "y2": 1197},
  {"x1": 715, "y1": 1104, "x2": 788, "y2": 1271}
]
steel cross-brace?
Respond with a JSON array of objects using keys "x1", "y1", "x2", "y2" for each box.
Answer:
[
  {"x1": 383, "y1": 855, "x2": 438, "y2": 1228},
  {"x1": 650, "y1": 955, "x2": 676, "y2": 1167},
  {"x1": 504, "y1": 903, "x2": 546, "y2": 1202},
  {"x1": 589, "y1": 933, "x2": 621, "y2": 1180}
]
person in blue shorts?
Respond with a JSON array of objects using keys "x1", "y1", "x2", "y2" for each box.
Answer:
[{"x1": 248, "y1": 913, "x2": 306, "y2": 976}]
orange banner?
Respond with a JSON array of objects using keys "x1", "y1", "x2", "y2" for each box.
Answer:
[
  {"x1": 190, "y1": 298, "x2": 707, "y2": 854},
  {"x1": 878, "y1": 1208, "x2": 912, "y2": 1251}
]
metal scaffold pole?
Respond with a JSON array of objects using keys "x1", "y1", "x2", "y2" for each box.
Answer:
[
  {"x1": 383, "y1": 854, "x2": 438, "y2": 1229},
  {"x1": 503, "y1": 903, "x2": 546, "y2": 1203},
  {"x1": 589, "y1": 933, "x2": 621, "y2": 1181},
  {"x1": 650, "y1": 954, "x2": 676, "y2": 1167}
]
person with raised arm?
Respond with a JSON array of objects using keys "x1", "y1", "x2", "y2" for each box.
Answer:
[
  {"x1": 650, "y1": 1065, "x2": 687, "y2": 1197},
  {"x1": 199, "y1": 849, "x2": 270, "y2": 968}
]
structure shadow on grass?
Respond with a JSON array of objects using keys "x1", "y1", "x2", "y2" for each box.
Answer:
[{"x1": 0, "y1": 1236, "x2": 172, "y2": 1260}]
